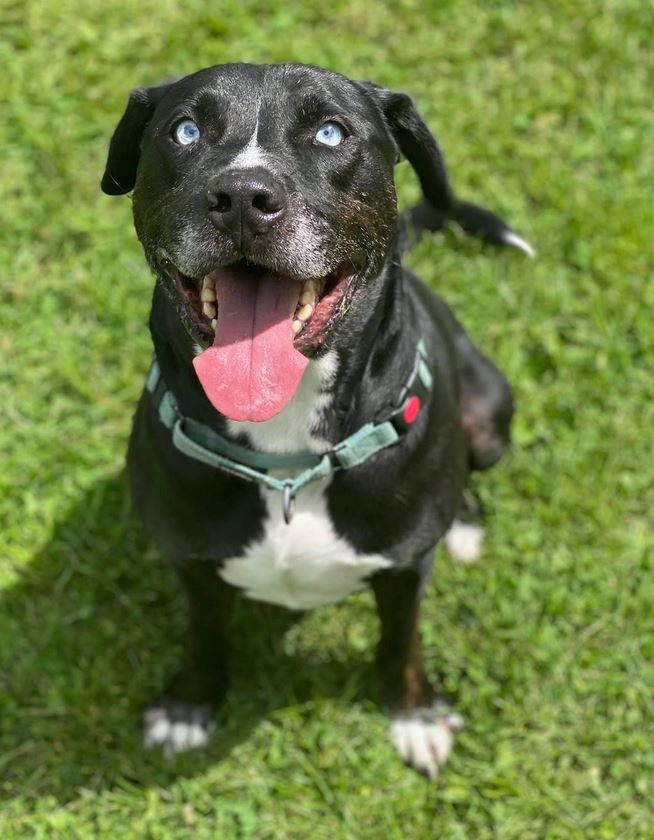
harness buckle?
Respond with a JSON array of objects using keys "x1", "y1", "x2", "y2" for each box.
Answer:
[{"x1": 282, "y1": 483, "x2": 296, "y2": 525}]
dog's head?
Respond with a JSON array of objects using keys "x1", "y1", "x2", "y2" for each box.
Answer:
[{"x1": 102, "y1": 63, "x2": 451, "y2": 421}]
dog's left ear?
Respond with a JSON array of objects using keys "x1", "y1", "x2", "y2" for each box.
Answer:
[
  {"x1": 359, "y1": 81, "x2": 536, "y2": 256},
  {"x1": 101, "y1": 83, "x2": 171, "y2": 196},
  {"x1": 358, "y1": 82, "x2": 455, "y2": 216}
]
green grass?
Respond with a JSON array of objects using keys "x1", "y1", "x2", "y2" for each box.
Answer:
[{"x1": 1, "y1": 0, "x2": 653, "y2": 837}]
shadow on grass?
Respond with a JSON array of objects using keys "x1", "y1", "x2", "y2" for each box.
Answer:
[{"x1": 1, "y1": 472, "x2": 376, "y2": 805}]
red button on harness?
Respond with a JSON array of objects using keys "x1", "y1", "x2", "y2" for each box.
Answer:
[{"x1": 402, "y1": 395, "x2": 421, "y2": 425}]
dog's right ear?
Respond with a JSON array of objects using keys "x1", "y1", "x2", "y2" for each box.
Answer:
[{"x1": 101, "y1": 84, "x2": 171, "y2": 196}]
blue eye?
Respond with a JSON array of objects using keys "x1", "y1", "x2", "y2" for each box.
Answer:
[
  {"x1": 315, "y1": 121, "x2": 346, "y2": 147},
  {"x1": 173, "y1": 119, "x2": 200, "y2": 146}
]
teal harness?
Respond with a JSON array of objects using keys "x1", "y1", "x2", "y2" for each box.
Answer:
[{"x1": 146, "y1": 340, "x2": 432, "y2": 523}]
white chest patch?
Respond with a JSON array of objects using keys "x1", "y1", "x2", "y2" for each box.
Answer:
[
  {"x1": 219, "y1": 480, "x2": 391, "y2": 609},
  {"x1": 218, "y1": 353, "x2": 392, "y2": 609}
]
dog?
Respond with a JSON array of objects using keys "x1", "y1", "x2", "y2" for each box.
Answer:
[{"x1": 101, "y1": 62, "x2": 531, "y2": 779}]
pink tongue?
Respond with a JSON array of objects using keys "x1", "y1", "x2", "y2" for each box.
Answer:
[{"x1": 193, "y1": 270, "x2": 309, "y2": 422}]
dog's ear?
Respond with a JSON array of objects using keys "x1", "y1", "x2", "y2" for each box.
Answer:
[
  {"x1": 359, "y1": 82, "x2": 536, "y2": 255},
  {"x1": 359, "y1": 82, "x2": 455, "y2": 216},
  {"x1": 101, "y1": 83, "x2": 171, "y2": 196}
]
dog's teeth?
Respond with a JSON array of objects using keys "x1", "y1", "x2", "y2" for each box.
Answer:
[
  {"x1": 202, "y1": 276, "x2": 215, "y2": 289},
  {"x1": 202, "y1": 302, "x2": 217, "y2": 318},
  {"x1": 211, "y1": 318, "x2": 217, "y2": 330},
  {"x1": 299, "y1": 289, "x2": 316, "y2": 306},
  {"x1": 292, "y1": 319, "x2": 303, "y2": 335},
  {"x1": 300, "y1": 278, "x2": 319, "y2": 297},
  {"x1": 297, "y1": 303, "x2": 313, "y2": 322},
  {"x1": 200, "y1": 286, "x2": 216, "y2": 302}
]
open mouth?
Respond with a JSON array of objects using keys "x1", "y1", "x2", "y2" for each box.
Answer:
[
  {"x1": 164, "y1": 259, "x2": 354, "y2": 422},
  {"x1": 171, "y1": 259, "x2": 353, "y2": 354}
]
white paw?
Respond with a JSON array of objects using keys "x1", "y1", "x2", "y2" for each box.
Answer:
[
  {"x1": 143, "y1": 703, "x2": 214, "y2": 758},
  {"x1": 390, "y1": 706, "x2": 463, "y2": 780},
  {"x1": 444, "y1": 519, "x2": 484, "y2": 564}
]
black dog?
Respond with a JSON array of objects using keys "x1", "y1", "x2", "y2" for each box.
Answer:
[{"x1": 101, "y1": 62, "x2": 530, "y2": 779}]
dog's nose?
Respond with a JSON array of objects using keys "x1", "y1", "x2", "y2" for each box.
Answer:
[{"x1": 206, "y1": 168, "x2": 287, "y2": 243}]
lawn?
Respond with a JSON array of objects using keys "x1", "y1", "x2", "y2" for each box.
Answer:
[{"x1": 1, "y1": 0, "x2": 653, "y2": 837}]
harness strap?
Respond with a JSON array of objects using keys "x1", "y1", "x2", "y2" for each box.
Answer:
[{"x1": 147, "y1": 341, "x2": 431, "y2": 522}]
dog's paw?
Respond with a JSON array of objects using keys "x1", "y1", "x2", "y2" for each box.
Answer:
[
  {"x1": 390, "y1": 704, "x2": 463, "y2": 780},
  {"x1": 444, "y1": 519, "x2": 484, "y2": 564},
  {"x1": 143, "y1": 699, "x2": 215, "y2": 758}
]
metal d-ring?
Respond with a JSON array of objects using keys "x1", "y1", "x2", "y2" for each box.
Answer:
[{"x1": 282, "y1": 483, "x2": 296, "y2": 525}]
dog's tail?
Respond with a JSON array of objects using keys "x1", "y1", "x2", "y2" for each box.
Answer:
[{"x1": 398, "y1": 199, "x2": 535, "y2": 257}]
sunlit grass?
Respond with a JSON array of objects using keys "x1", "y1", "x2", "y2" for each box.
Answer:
[{"x1": 1, "y1": 1, "x2": 653, "y2": 837}]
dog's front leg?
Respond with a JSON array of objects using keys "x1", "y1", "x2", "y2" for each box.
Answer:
[
  {"x1": 372, "y1": 562, "x2": 462, "y2": 779},
  {"x1": 143, "y1": 559, "x2": 236, "y2": 757}
]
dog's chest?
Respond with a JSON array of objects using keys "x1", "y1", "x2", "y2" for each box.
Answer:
[
  {"x1": 219, "y1": 482, "x2": 390, "y2": 609},
  {"x1": 218, "y1": 355, "x2": 391, "y2": 609}
]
